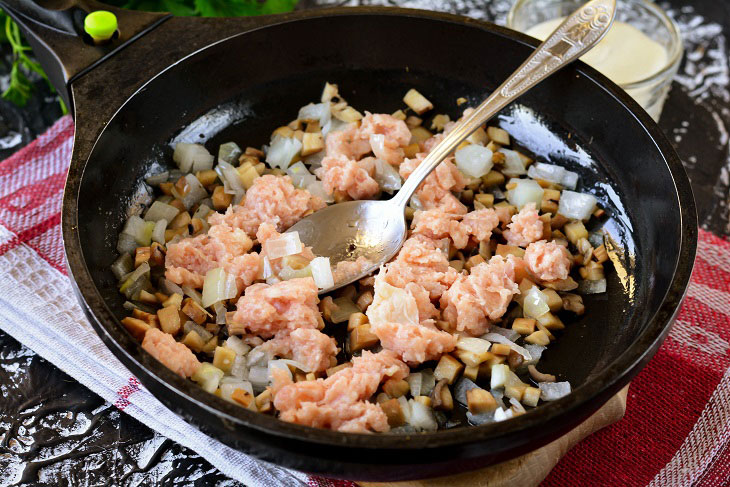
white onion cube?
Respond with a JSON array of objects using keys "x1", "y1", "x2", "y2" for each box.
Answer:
[
  {"x1": 523, "y1": 286, "x2": 550, "y2": 319},
  {"x1": 558, "y1": 190, "x2": 597, "y2": 220},
  {"x1": 455, "y1": 144, "x2": 493, "y2": 178},
  {"x1": 507, "y1": 179, "x2": 544, "y2": 210},
  {"x1": 310, "y1": 257, "x2": 334, "y2": 289},
  {"x1": 539, "y1": 381, "x2": 572, "y2": 401},
  {"x1": 262, "y1": 231, "x2": 302, "y2": 260}
]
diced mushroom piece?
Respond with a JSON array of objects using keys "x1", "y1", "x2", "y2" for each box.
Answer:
[
  {"x1": 430, "y1": 379, "x2": 454, "y2": 411},
  {"x1": 528, "y1": 364, "x2": 556, "y2": 383},
  {"x1": 522, "y1": 386, "x2": 541, "y2": 407},
  {"x1": 212, "y1": 186, "x2": 232, "y2": 211},
  {"x1": 383, "y1": 378, "x2": 410, "y2": 398},
  {"x1": 182, "y1": 298, "x2": 208, "y2": 325},
  {"x1": 490, "y1": 343, "x2": 511, "y2": 356},
  {"x1": 381, "y1": 398, "x2": 406, "y2": 427},
  {"x1": 434, "y1": 354, "x2": 464, "y2": 384},
  {"x1": 405, "y1": 115, "x2": 422, "y2": 128},
  {"x1": 347, "y1": 312, "x2": 369, "y2": 331},
  {"x1": 487, "y1": 126, "x2": 510, "y2": 146},
  {"x1": 525, "y1": 330, "x2": 550, "y2": 346},
  {"x1": 562, "y1": 293, "x2": 585, "y2": 315},
  {"x1": 512, "y1": 317, "x2": 536, "y2": 335},
  {"x1": 431, "y1": 114, "x2": 451, "y2": 131},
  {"x1": 132, "y1": 308, "x2": 158, "y2": 327},
  {"x1": 564, "y1": 221, "x2": 589, "y2": 245},
  {"x1": 162, "y1": 293, "x2": 183, "y2": 309},
  {"x1": 301, "y1": 132, "x2": 325, "y2": 156},
  {"x1": 349, "y1": 323, "x2": 380, "y2": 352},
  {"x1": 507, "y1": 349, "x2": 524, "y2": 370},
  {"x1": 121, "y1": 317, "x2": 152, "y2": 341},
  {"x1": 182, "y1": 329, "x2": 205, "y2": 352},
  {"x1": 157, "y1": 306, "x2": 182, "y2": 335},
  {"x1": 231, "y1": 388, "x2": 253, "y2": 408},
  {"x1": 255, "y1": 389, "x2": 272, "y2": 413},
  {"x1": 536, "y1": 311, "x2": 565, "y2": 330},
  {"x1": 542, "y1": 289, "x2": 563, "y2": 312},
  {"x1": 467, "y1": 389, "x2": 498, "y2": 414},
  {"x1": 326, "y1": 361, "x2": 352, "y2": 377},
  {"x1": 403, "y1": 89, "x2": 433, "y2": 115}
]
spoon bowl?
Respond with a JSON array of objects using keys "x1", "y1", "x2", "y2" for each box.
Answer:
[{"x1": 288, "y1": 199, "x2": 407, "y2": 291}]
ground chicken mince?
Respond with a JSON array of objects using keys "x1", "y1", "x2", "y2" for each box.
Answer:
[{"x1": 114, "y1": 83, "x2": 609, "y2": 433}]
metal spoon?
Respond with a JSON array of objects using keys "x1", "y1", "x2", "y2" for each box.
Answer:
[{"x1": 289, "y1": 0, "x2": 616, "y2": 293}]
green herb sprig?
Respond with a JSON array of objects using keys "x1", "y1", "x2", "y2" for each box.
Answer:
[{"x1": 0, "y1": 0, "x2": 297, "y2": 110}]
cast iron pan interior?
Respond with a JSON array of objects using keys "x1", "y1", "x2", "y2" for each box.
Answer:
[{"x1": 68, "y1": 11, "x2": 696, "y2": 480}]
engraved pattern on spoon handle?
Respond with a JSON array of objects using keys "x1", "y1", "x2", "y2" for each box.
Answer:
[{"x1": 391, "y1": 0, "x2": 616, "y2": 209}]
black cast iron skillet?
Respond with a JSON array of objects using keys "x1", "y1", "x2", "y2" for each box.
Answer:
[{"x1": 3, "y1": 0, "x2": 697, "y2": 481}]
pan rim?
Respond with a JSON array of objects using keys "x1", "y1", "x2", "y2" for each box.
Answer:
[{"x1": 62, "y1": 6, "x2": 697, "y2": 452}]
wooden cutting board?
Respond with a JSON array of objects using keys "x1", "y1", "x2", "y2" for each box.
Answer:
[{"x1": 361, "y1": 385, "x2": 629, "y2": 487}]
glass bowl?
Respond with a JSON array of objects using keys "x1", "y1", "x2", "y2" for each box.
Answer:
[{"x1": 507, "y1": 0, "x2": 683, "y2": 121}]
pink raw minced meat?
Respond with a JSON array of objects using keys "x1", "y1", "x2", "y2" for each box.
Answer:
[
  {"x1": 325, "y1": 122, "x2": 372, "y2": 160},
  {"x1": 359, "y1": 112, "x2": 411, "y2": 165},
  {"x1": 208, "y1": 175, "x2": 325, "y2": 236},
  {"x1": 412, "y1": 208, "x2": 500, "y2": 249},
  {"x1": 272, "y1": 350, "x2": 408, "y2": 432},
  {"x1": 400, "y1": 154, "x2": 468, "y2": 214},
  {"x1": 524, "y1": 240, "x2": 573, "y2": 282},
  {"x1": 142, "y1": 328, "x2": 201, "y2": 378},
  {"x1": 383, "y1": 235, "x2": 459, "y2": 299},
  {"x1": 370, "y1": 319, "x2": 456, "y2": 365},
  {"x1": 260, "y1": 328, "x2": 338, "y2": 373},
  {"x1": 503, "y1": 202, "x2": 544, "y2": 247},
  {"x1": 165, "y1": 222, "x2": 260, "y2": 289},
  {"x1": 440, "y1": 255, "x2": 520, "y2": 336},
  {"x1": 229, "y1": 277, "x2": 321, "y2": 338},
  {"x1": 315, "y1": 155, "x2": 380, "y2": 200}
]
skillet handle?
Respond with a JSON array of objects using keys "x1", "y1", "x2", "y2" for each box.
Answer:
[{"x1": 0, "y1": 0, "x2": 170, "y2": 112}]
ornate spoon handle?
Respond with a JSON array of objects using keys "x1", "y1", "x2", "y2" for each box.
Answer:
[{"x1": 391, "y1": 0, "x2": 617, "y2": 208}]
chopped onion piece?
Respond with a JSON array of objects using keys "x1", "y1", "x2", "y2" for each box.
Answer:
[
  {"x1": 369, "y1": 134, "x2": 385, "y2": 155},
  {"x1": 182, "y1": 284, "x2": 204, "y2": 307},
  {"x1": 578, "y1": 278, "x2": 607, "y2": 294},
  {"x1": 278, "y1": 265, "x2": 312, "y2": 281},
  {"x1": 192, "y1": 204, "x2": 213, "y2": 222},
  {"x1": 310, "y1": 257, "x2": 334, "y2": 290},
  {"x1": 191, "y1": 363, "x2": 224, "y2": 393},
  {"x1": 218, "y1": 142, "x2": 242, "y2": 164},
  {"x1": 160, "y1": 278, "x2": 184, "y2": 297},
  {"x1": 374, "y1": 158, "x2": 402, "y2": 193},
  {"x1": 526, "y1": 162, "x2": 578, "y2": 189},
  {"x1": 524, "y1": 344, "x2": 546, "y2": 366},
  {"x1": 220, "y1": 379, "x2": 255, "y2": 409},
  {"x1": 225, "y1": 336, "x2": 251, "y2": 356},
  {"x1": 507, "y1": 178, "x2": 544, "y2": 210},
  {"x1": 305, "y1": 180, "x2": 333, "y2": 203},
  {"x1": 558, "y1": 190, "x2": 597, "y2": 220},
  {"x1": 268, "y1": 360, "x2": 295, "y2": 381},
  {"x1": 266, "y1": 135, "x2": 302, "y2": 169},
  {"x1": 398, "y1": 396, "x2": 411, "y2": 423},
  {"x1": 262, "y1": 231, "x2": 303, "y2": 260},
  {"x1": 407, "y1": 372, "x2": 423, "y2": 397},
  {"x1": 151, "y1": 219, "x2": 167, "y2": 245},
  {"x1": 298, "y1": 102, "x2": 331, "y2": 129},
  {"x1": 144, "y1": 201, "x2": 179, "y2": 222},
  {"x1": 493, "y1": 407, "x2": 514, "y2": 422},
  {"x1": 229, "y1": 355, "x2": 249, "y2": 380},
  {"x1": 408, "y1": 399, "x2": 438, "y2": 431},
  {"x1": 179, "y1": 173, "x2": 209, "y2": 210},
  {"x1": 213, "y1": 302, "x2": 227, "y2": 325},
  {"x1": 145, "y1": 171, "x2": 169, "y2": 186},
  {"x1": 321, "y1": 117, "x2": 348, "y2": 137},
  {"x1": 202, "y1": 267, "x2": 238, "y2": 308},
  {"x1": 248, "y1": 365, "x2": 270, "y2": 389},
  {"x1": 183, "y1": 320, "x2": 213, "y2": 342},
  {"x1": 454, "y1": 377, "x2": 481, "y2": 406},
  {"x1": 455, "y1": 144, "x2": 493, "y2": 178},
  {"x1": 481, "y1": 333, "x2": 533, "y2": 362},
  {"x1": 467, "y1": 410, "x2": 495, "y2": 425},
  {"x1": 523, "y1": 286, "x2": 550, "y2": 319},
  {"x1": 246, "y1": 347, "x2": 271, "y2": 367},
  {"x1": 261, "y1": 256, "x2": 273, "y2": 280},
  {"x1": 539, "y1": 381, "x2": 572, "y2": 401},
  {"x1": 287, "y1": 161, "x2": 317, "y2": 188},
  {"x1": 173, "y1": 143, "x2": 214, "y2": 173},
  {"x1": 420, "y1": 369, "x2": 436, "y2": 396},
  {"x1": 509, "y1": 397, "x2": 526, "y2": 414},
  {"x1": 110, "y1": 253, "x2": 133, "y2": 280},
  {"x1": 116, "y1": 232, "x2": 138, "y2": 255},
  {"x1": 490, "y1": 363, "x2": 525, "y2": 390},
  {"x1": 500, "y1": 149, "x2": 526, "y2": 177},
  {"x1": 487, "y1": 326, "x2": 520, "y2": 342},
  {"x1": 215, "y1": 160, "x2": 245, "y2": 196},
  {"x1": 409, "y1": 194, "x2": 424, "y2": 211},
  {"x1": 331, "y1": 297, "x2": 361, "y2": 324}
]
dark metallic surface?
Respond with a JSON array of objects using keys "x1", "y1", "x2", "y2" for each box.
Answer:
[{"x1": 0, "y1": 0, "x2": 727, "y2": 484}]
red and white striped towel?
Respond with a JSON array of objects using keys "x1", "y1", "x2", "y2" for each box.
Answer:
[{"x1": 1, "y1": 116, "x2": 728, "y2": 486}]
